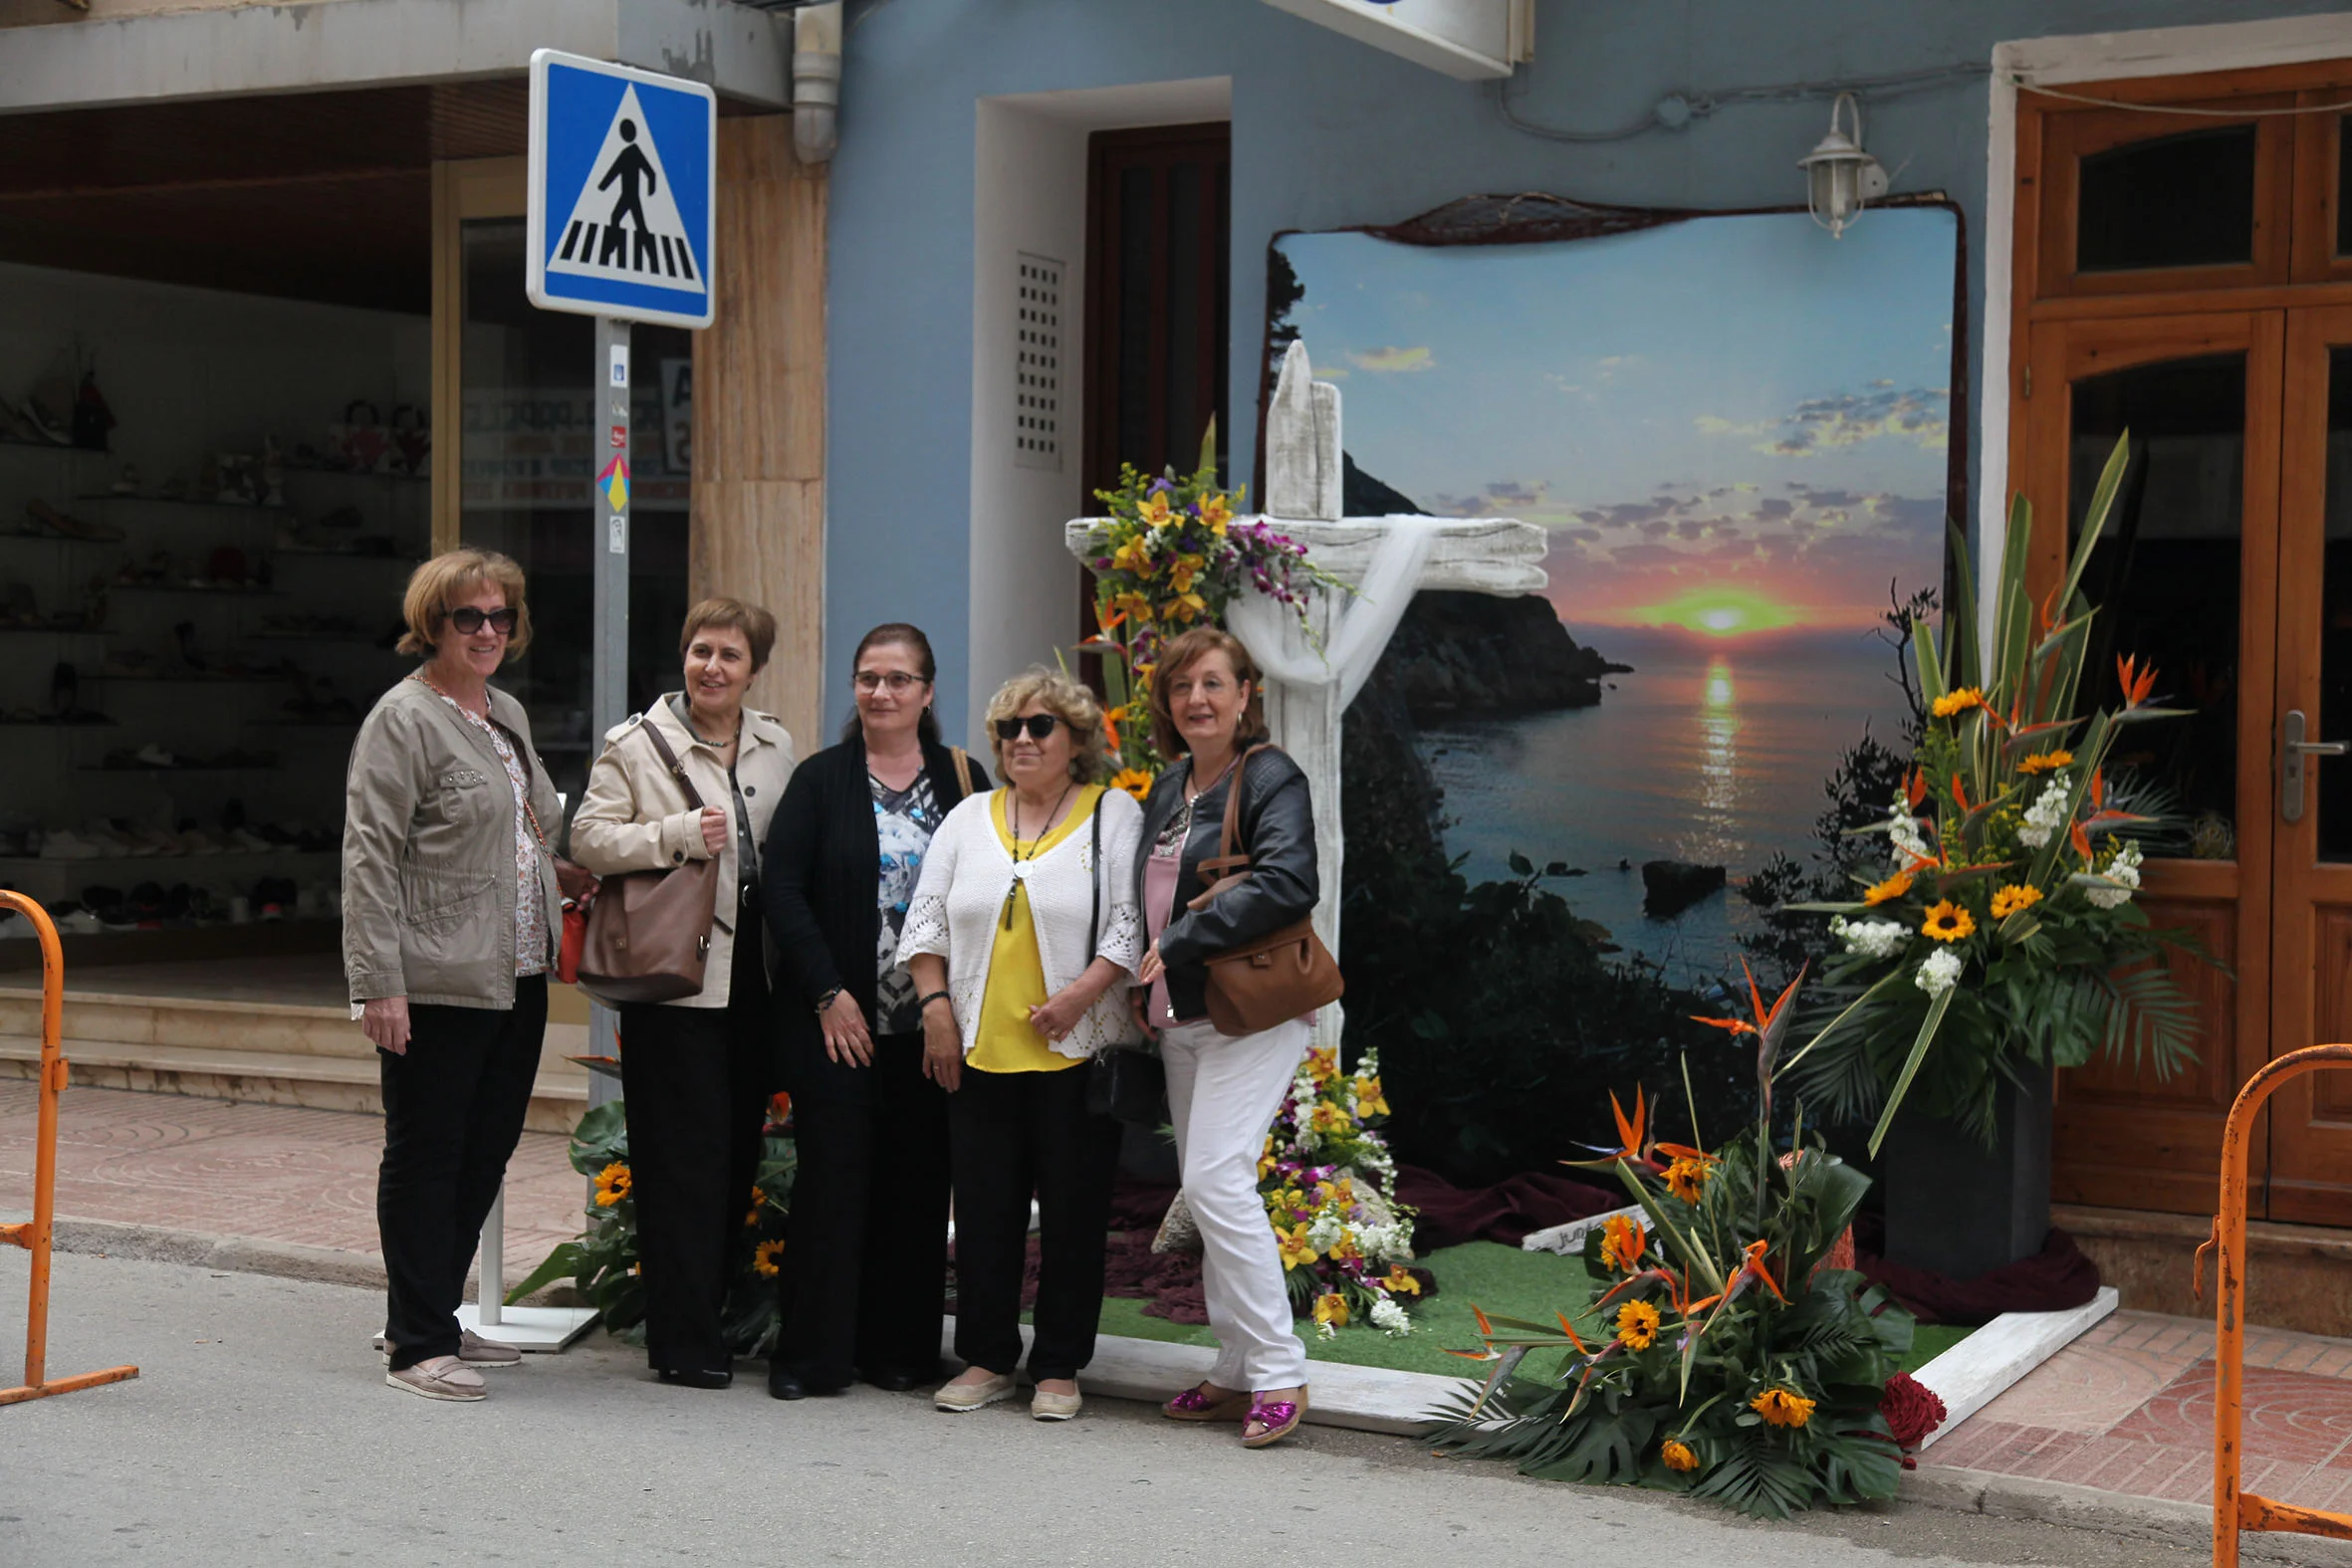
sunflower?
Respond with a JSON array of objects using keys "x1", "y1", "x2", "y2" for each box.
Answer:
[
  {"x1": 1931, "y1": 687, "x2": 1986, "y2": 719},
  {"x1": 1990, "y1": 883, "x2": 2044, "y2": 919},
  {"x1": 1752, "y1": 1386, "x2": 1816, "y2": 1429},
  {"x1": 1276, "y1": 1224, "x2": 1319, "y2": 1269},
  {"x1": 1380, "y1": 1264, "x2": 1423, "y2": 1297},
  {"x1": 592, "y1": 1161, "x2": 632, "y2": 1208},
  {"x1": 1863, "y1": 869, "x2": 1914, "y2": 907},
  {"x1": 1615, "y1": 1298, "x2": 1663, "y2": 1350},
  {"x1": 1312, "y1": 1292, "x2": 1350, "y2": 1329},
  {"x1": 1920, "y1": 900, "x2": 1976, "y2": 943},
  {"x1": 2017, "y1": 749, "x2": 2074, "y2": 777},
  {"x1": 1661, "y1": 1439, "x2": 1700, "y2": 1473},
  {"x1": 1600, "y1": 1213, "x2": 1647, "y2": 1273},
  {"x1": 1109, "y1": 768, "x2": 1154, "y2": 802},
  {"x1": 752, "y1": 1238, "x2": 785, "y2": 1277},
  {"x1": 1663, "y1": 1155, "x2": 1713, "y2": 1204}
]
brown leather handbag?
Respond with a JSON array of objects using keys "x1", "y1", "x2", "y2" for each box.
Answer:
[
  {"x1": 575, "y1": 720, "x2": 722, "y2": 1007},
  {"x1": 1186, "y1": 746, "x2": 1343, "y2": 1036}
]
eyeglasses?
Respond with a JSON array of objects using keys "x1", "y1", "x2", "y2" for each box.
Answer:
[
  {"x1": 448, "y1": 606, "x2": 519, "y2": 635},
  {"x1": 853, "y1": 670, "x2": 927, "y2": 695},
  {"x1": 993, "y1": 714, "x2": 1061, "y2": 742}
]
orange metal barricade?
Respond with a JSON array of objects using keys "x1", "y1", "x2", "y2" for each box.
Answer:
[
  {"x1": 2201, "y1": 1043, "x2": 2352, "y2": 1565},
  {"x1": 0, "y1": 891, "x2": 137, "y2": 1406}
]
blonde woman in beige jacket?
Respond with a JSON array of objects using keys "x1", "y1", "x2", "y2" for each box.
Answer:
[{"x1": 571, "y1": 597, "x2": 797, "y2": 1389}]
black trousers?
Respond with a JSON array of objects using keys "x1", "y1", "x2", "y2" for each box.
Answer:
[
  {"x1": 376, "y1": 976, "x2": 548, "y2": 1372},
  {"x1": 948, "y1": 1062, "x2": 1122, "y2": 1383},
  {"x1": 774, "y1": 1031, "x2": 951, "y2": 1391},
  {"x1": 618, "y1": 919, "x2": 774, "y2": 1375}
]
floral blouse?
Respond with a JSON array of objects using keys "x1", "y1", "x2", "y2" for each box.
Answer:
[{"x1": 871, "y1": 772, "x2": 940, "y2": 1033}]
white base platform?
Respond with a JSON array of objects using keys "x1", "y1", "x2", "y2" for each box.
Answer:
[
  {"x1": 1912, "y1": 1285, "x2": 2119, "y2": 1449},
  {"x1": 457, "y1": 1302, "x2": 599, "y2": 1353}
]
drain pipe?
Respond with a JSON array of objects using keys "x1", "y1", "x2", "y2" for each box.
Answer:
[{"x1": 793, "y1": 2, "x2": 841, "y2": 163}]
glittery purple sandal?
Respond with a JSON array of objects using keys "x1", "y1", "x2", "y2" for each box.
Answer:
[
  {"x1": 1242, "y1": 1387, "x2": 1308, "y2": 1449},
  {"x1": 1162, "y1": 1382, "x2": 1251, "y2": 1422}
]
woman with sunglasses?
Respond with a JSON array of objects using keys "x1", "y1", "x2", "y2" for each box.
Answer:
[
  {"x1": 899, "y1": 668, "x2": 1142, "y2": 1421},
  {"x1": 571, "y1": 597, "x2": 796, "y2": 1389},
  {"x1": 759, "y1": 624, "x2": 988, "y2": 1399},
  {"x1": 345, "y1": 549, "x2": 584, "y2": 1402}
]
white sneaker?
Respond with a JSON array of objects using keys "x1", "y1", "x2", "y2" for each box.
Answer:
[{"x1": 37, "y1": 828, "x2": 102, "y2": 860}]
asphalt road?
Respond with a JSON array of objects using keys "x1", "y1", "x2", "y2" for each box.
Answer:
[{"x1": 0, "y1": 1250, "x2": 2204, "y2": 1567}]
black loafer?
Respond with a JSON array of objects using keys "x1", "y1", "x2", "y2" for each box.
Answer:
[
  {"x1": 657, "y1": 1367, "x2": 733, "y2": 1390},
  {"x1": 769, "y1": 1367, "x2": 845, "y2": 1401},
  {"x1": 860, "y1": 1366, "x2": 925, "y2": 1393}
]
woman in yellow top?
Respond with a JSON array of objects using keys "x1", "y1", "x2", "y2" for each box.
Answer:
[{"x1": 898, "y1": 668, "x2": 1143, "y2": 1420}]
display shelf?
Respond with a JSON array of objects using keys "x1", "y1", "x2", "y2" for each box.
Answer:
[
  {"x1": 108, "y1": 582, "x2": 285, "y2": 596},
  {"x1": 0, "y1": 530, "x2": 113, "y2": 548},
  {"x1": 283, "y1": 464, "x2": 430, "y2": 485},
  {"x1": 0, "y1": 437, "x2": 103, "y2": 457},
  {"x1": 74, "y1": 493, "x2": 287, "y2": 513},
  {"x1": 79, "y1": 765, "x2": 283, "y2": 775},
  {"x1": 0, "y1": 717, "x2": 118, "y2": 728},
  {"x1": 0, "y1": 624, "x2": 112, "y2": 637}
]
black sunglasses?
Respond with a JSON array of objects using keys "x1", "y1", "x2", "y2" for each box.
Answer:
[
  {"x1": 448, "y1": 606, "x2": 520, "y2": 635},
  {"x1": 993, "y1": 714, "x2": 1061, "y2": 742}
]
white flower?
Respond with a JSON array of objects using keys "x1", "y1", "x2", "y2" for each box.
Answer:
[
  {"x1": 1314, "y1": 1319, "x2": 1337, "y2": 1341},
  {"x1": 1370, "y1": 1295, "x2": 1412, "y2": 1337},
  {"x1": 1915, "y1": 947, "x2": 1963, "y2": 998},
  {"x1": 2017, "y1": 772, "x2": 2072, "y2": 849},
  {"x1": 1830, "y1": 915, "x2": 1910, "y2": 961},
  {"x1": 2086, "y1": 838, "x2": 2143, "y2": 910},
  {"x1": 1306, "y1": 1213, "x2": 1347, "y2": 1252},
  {"x1": 1887, "y1": 794, "x2": 1931, "y2": 866}
]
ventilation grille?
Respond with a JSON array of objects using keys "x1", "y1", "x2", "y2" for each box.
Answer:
[{"x1": 1015, "y1": 253, "x2": 1063, "y2": 471}]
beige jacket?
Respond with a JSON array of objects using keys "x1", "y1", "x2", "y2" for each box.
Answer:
[
  {"x1": 342, "y1": 676, "x2": 564, "y2": 1010},
  {"x1": 570, "y1": 695, "x2": 797, "y2": 1008}
]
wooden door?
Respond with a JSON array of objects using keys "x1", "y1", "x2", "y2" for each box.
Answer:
[
  {"x1": 2028, "y1": 312, "x2": 2284, "y2": 1216},
  {"x1": 2267, "y1": 306, "x2": 2352, "y2": 1222}
]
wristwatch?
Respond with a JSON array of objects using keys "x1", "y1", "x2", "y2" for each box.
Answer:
[{"x1": 815, "y1": 985, "x2": 844, "y2": 1016}]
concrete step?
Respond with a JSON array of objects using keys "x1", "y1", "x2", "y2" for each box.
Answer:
[{"x1": 0, "y1": 994, "x2": 591, "y2": 1135}]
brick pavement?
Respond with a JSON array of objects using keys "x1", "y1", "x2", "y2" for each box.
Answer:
[
  {"x1": 0, "y1": 1077, "x2": 585, "y2": 1281},
  {"x1": 1932, "y1": 1306, "x2": 2352, "y2": 1514}
]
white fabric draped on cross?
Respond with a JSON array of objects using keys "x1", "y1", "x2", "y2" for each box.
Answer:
[{"x1": 1224, "y1": 516, "x2": 1442, "y2": 710}]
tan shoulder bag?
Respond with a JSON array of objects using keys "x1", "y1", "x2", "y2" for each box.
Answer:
[
  {"x1": 576, "y1": 720, "x2": 722, "y2": 1007},
  {"x1": 1185, "y1": 746, "x2": 1343, "y2": 1036}
]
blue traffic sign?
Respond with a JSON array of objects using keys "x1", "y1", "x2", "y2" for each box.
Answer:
[{"x1": 527, "y1": 50, "x2": 716, "y2": 329}]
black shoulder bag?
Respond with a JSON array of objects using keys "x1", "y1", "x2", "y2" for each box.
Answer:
[{"x1": 1082, "y1": 797, "x2": 1166, "y2": 1124}]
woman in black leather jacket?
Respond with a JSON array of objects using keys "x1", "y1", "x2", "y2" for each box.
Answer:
[{"x1": 1131, "y1": 627, "x2": 1319, "y2": 1449}]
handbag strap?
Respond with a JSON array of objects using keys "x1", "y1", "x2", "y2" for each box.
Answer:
[
  {"x1": 635, "y1": 717, "x2": 710, "y2": 812},
  {"x1": 1198, "y1": 744, "x2": 1270, "y2": 882},
  {"x1": 951, "y1": 746, "x2": 975, "y2": 799},
  {"x1": 1087, "y1": 791, "x2": 1102, "y2": 958}
]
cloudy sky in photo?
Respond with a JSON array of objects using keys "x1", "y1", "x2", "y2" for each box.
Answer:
[{"x1": 1276, "y1": 210, "x2": 1959, "y2": 636}]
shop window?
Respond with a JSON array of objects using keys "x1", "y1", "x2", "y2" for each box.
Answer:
[
  {"x1": 2077, "y1": 125, "x2": 2258, "y2": 274},
  {"x1": 456, "y1": 218, "x2": 691, "y2": 819}
]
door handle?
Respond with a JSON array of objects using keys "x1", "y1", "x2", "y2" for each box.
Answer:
[{"x1": 2282, "y1": 709, "x2": 2347, "y2": 822}]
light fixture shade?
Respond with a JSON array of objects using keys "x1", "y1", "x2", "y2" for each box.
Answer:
[{"x1": 1799, "y1": 92, "x2": 1887, "y2": 238}]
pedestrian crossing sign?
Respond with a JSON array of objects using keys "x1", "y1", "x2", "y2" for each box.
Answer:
[{"x1": 527, "y1": 50, "x2": 716, "y2": 329}]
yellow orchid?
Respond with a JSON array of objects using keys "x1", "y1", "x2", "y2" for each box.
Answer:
[
  {"x1": 1136, "y1": 491, "x2": 1175, "y2": 530},
  {"x1": 1258, "y1": 1136, "x2": 1280, "y2": 1180},
  {"x1": 1111, "y1": 535, "x2": 1155, "y2": 573},
  {"x1": 1326, "y1": 1232, "x2": 1363, "y2": 1263},
  {"x1": 1305, "y1": 1046, "x2": 1338, "y2": 1085},
  {"x1": 1167, "y1": 555, "x2": 1206, "y2": 594},
  {"x1": 1199, "y1": 494, "x2": 1233, "y2": 535},
  {"x1": 1276, "y1": 1224, "x2": 1319, "y2": 1269},
  {"x1": 1308, "y1": 1101, "x2": 1349, "y2": 1136},
  {"x1": 1312, "y1": 1292, "x2": 1349, "y2": 1329},
  {"x1": 1314, "y1": 1177, "x2": 1356, "y2": 1209},
  {"x1": 1162, "y1": 591, "x2": 1207, "y2": 623},
  {"x1": 1354, "y1": 1075, "x2": 1390, "y2": 1116},
  {"x1": 1264, "y1": 1185, "x2": 1306, "y2": 1218},
  {"x1": 1381, "y1": 1264, "x2": 1422, "y2": 1296}
]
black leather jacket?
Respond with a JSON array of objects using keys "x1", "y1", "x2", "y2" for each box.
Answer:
[{"x1": 1135, "y1": 746, "x2": 1319, "y2": 1025}]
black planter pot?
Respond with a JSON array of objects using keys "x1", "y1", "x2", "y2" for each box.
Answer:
[{"x1": 1882, "y1": 1063, "x2": 2054, "y2": 1280}]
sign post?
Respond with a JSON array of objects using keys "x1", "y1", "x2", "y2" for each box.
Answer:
[{"x1": 454, "y1": 50, "x2": 717, "y2": 1353}]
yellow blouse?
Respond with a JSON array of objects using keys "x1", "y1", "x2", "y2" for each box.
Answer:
[{"x1": 969, "y1": 784, "x2": 1105, "y2": 1074}]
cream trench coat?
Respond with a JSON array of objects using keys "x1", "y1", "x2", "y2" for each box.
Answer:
[{"x1": 571, "y1": 694, "x2": 797, "y2": 1008}]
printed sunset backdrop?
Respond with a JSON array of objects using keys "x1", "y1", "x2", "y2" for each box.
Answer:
[{"x1": 1275, "y1": 209, "x2": 1959, "y2": 980}]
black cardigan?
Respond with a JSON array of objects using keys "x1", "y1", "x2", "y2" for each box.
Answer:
[{"x1": 760, "y1": 733, "x2": 989, "y2": 1099}]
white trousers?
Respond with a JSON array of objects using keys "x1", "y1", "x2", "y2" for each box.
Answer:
[{"x1": 1160, "y1": 1016, "x2": 1311, "y2": 1390}]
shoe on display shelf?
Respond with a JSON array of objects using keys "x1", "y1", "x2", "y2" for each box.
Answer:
[
  {"x1": 0, "y1": 394, "x2": 44, "y2": 445},
  {"x1": 25, "y1": 498, "x2": 124, "y2": 544},
  {"x1": 24, "y1": 378, "x2": 74, "y2": 446}
]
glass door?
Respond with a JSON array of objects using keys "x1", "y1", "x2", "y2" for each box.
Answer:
[
  {"x1": 2266, "y1": 306, "x2": 2352, "y2": 1223},
  {"x1": 2027, "y1": 312, "x2": 2283, "y2": 1217}
]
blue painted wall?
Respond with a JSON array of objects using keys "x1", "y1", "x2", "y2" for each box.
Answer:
[{"x1": 824, "y1": 0, "x2": 2351, "y2": 736}]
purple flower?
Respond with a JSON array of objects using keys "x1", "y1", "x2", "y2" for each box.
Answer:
[{"x1": 1149, "y1": 477, "x2": 1174, "y2": 496}]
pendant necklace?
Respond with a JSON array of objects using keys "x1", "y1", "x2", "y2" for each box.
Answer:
[{"x1": 1004, "y1": 780, "x2": 1075, "y2": 929}]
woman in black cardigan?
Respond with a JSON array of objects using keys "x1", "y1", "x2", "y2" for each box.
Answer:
[{"x1": 760, "y1": 623, "x2": 988, "y2": 1399}]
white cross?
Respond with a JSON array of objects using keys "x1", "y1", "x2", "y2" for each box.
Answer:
[{"x1": 1068, "y1": 340, "x2": 1547, "y2": 1047}]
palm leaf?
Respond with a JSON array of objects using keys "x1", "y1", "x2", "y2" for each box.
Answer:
[{"x1": 1866, "y1": 985, "x2": 1957, "y2": 1157}]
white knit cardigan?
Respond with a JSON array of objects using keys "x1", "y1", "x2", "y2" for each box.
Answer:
[{"x1": 895, "y1": 784, "x2": 1145, "y2": 1060}]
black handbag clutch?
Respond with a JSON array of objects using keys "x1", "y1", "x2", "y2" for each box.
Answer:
[{"x1": 1075, "y1": 794, "x2": 1166, "y2": 1124}]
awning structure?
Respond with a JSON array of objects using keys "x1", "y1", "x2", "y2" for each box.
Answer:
[
  {"x1": 0, "y1": 0, "x2": 792, "y2": 116},
  {"x1": 1259, "y1": 0, "x2": 1533, "y2": 81}
]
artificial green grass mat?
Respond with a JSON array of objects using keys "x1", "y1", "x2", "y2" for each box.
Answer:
[{"x1": 1091, "y1": 1239, "x2": 1978, "y2": 1382}]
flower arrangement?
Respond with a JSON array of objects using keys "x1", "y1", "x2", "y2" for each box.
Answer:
[
  {"x1": 1428, "y1": 971, "x2": 1934, "y2": 1518},
  {"x1": 1259, "y1": 1042, "x2": 1425, "y2": 1336},
  {"x1": 508, "y1": 1088, "x2": 799, "y2": 1355},
  {"x1": 1784, "y1": 434, "x2": 2199, "y2": 1153},
  {"x1": 1077, "y1": 424, "x2": 1346, "y2": 797}
]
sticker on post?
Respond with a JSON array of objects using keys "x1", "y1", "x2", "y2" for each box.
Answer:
[{"x1": 609, "y1": 343, "x2": 630, "y2": 387}]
